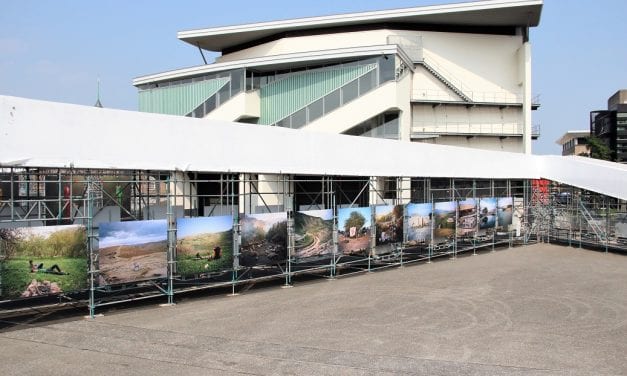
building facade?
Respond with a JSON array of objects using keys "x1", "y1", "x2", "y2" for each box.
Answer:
[
  {"x1": 556, "y1": 130, "x2": 590, "y2": 157},
  {"x1": 134, "y1": 0, "x2": 541, "y2": 155},
  {"x1": 590, "y1": 90, "x2": 627, "y2": 163}
]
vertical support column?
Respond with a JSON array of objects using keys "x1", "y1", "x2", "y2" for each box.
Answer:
[
  {"x1": 519, "y1": 32, "x2": 533, "y2": 154},
  {"x1": 284, "y1": 175, "x2": 294, "y2": 286},
  {"x1": 428, "y1": 196, "x2": 434, "y2": 264},
  {"x1": 87, "y1": 176, "x2": 96, "y2": 318},
  {"x1": 166, "y1": 177, "x2": 175, "y2": 305}
]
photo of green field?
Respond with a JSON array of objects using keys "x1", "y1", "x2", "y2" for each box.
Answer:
[
  {"x1": 0, "y1": 225, "x2": 88, "y2": 299},
  {"x1": 176, "y1": 216, "x2": 233, "y2": 276}
]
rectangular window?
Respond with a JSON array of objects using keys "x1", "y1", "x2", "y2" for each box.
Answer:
[
  {"x1": 308, "y1": 98, "x2": 324, "y2": 123},
  {"x1": 358, "y1": 69, "x2": 376, "y2": 96},
  {"x1": 341, "y1": 79, "x2": 359, "y2": 104},
  {"x1": 324, "y1": 89, "x2": 341, "y2": 114},
  {"x1": 291, "y1": 108, "x2": 307, "y2": 129}
]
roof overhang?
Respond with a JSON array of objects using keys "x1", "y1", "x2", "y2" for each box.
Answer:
[{"x1": 178, "y1": 0, "x2": 543, "y2": 52}]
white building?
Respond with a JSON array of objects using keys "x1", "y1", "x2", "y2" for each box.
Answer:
[{"x1": 134, "y1": 0, "x2": 542, "y2": 155}]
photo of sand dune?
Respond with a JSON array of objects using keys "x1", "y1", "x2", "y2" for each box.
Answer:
[{"x1": 98, "y1": 220, "x2": 167, "y2": 285}]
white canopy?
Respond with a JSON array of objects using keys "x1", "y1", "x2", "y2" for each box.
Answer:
[{"x1": 1, "y1": 95, "x2": 625, "y2": 200}]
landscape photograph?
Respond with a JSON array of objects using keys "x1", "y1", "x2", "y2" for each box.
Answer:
[
  {"x1": 433, "y1": 201, "x2": 457, "y2": 244},
  {"x1": 457, "y1": 198, "x2": 477, "y2": 237},
  {"x1": 176, "y1": 215, "x2": 233, "y2": 276},
  {"x1": 478, "y1": 197, "x2": 497, "y2": 235},
  {"x1": 0, "y1": 225, "x2": 88, "y2": 299},
  {"x1": 497, "y1": 197, "x2": 514, "y2": 230},
  {"x1": 98, "y1": 219, "x2": 167, "y2": 285},
  {"x1": 294, "y1": 209, "x2": 334, "y2": 260},
  {"x1": 406, "y1": 203, "x2": 432, "y2": 246},
  {"x1": 337, "y1": 206, "x2": 371, "y2": 256},
  {"x1": 240, "y1": 212, "x2": 287, "y2": 266},
  {"x1": 373, "y1": 205, "x2": 403, "y2": 255}
]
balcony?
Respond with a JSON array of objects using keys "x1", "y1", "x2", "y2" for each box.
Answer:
[{"x1": 411, "y1": 121, "x2": 523, "y2": 138}]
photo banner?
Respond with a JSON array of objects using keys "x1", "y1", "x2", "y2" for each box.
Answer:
[
  {"x1": 0, "y1": 225, "x2": 88, "y2": 300},
  {"x1": 497, "y1": 197, "x2": 514, "y2": 230},
  {"x1": 294, "y1": 209, "x2": 334, "y2": 260},
  {"x1": 98, "y1": 219, "x2": 167, "y2": 285},
  {"x1": 373, "y1": 205, "x2": 403, "y2": 256},
  {"x1": 478, "y1": 198, "x2": 497, "y2": 235},
  {"x1": 176, "y1": 215, "x2": 234, "y2": 276},
  {"x1": 337, "y1": 207, "x2": 371, "y2": 256},
  {"x1": 457, "y1": 199, "x2": 477, "y2": 237},
  {"x1": 433, "y1": 201, "x2": 456, "y2": 244},
  {"x1": 240, "y1": 212, "x2": 288, "y2": 266},
  {"x1": 405, "y1": 203, "x2": 432, "y2": 247}
]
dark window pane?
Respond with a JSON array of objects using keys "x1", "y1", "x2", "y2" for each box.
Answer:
[
  {"x1": 341, "y1": 79, "x2": 359, "y2": 104},
  {"x1": 308, "y1": 98, "x2": 324, "y2": 122},
  {"x1": 379, "y1": 55, "x2": 395, "y2": 83},
  {"x1": 324, "y1": 89, "x2": 341, "y2": 114},
  {"x1": 291, "y1": 108, "x2": 307, "y2": 129}
]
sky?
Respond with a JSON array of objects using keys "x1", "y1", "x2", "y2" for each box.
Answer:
[
  {"x1": 177, "y1": 215, "x2": 233, "y2": 238},
  {"x1": 1, "y1": 0, "x2": 626, "y2": 155},
  {"x1": 99, "y1": 219, "x2": 167, "y2": 247}
]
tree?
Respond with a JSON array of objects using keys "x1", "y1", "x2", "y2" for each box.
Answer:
[
  {"x1": 344, "y1": 211, "x2": 366, "y2": 233},
  {"x1": 586, "y1": 136, "x2": 612, "y2": 161}
]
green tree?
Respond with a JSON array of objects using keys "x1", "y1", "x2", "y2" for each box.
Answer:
[
  {"x1": 586, "y1": 136, "x2": 612, "y2": 161},
  {"x1": 344, "y1": 211, "x2": 366, "y2": 233}
]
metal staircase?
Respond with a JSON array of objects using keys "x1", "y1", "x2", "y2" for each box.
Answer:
[
  {"x1": 421, "y1": 61, "x2": 472, "y2": 103},
  {"x1": 578, "y1": 201, "x2": 607, "y2": 241}
]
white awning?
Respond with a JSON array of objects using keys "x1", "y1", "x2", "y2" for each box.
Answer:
[{"x1": 1, "y1": 95, "x2": 625, "y2": 200}]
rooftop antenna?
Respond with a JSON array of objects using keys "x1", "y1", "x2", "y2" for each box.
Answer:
[{"x1": 94, "y1": 78, "x2": 103, "y2": 108}]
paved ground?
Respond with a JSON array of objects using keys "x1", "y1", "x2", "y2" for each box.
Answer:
[{"x1": 0, "y1": 244, "x2": 625, "y2": 375}]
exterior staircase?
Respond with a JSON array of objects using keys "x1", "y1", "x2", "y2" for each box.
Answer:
[{"x1": 420, "y1": 61, "x2": 472, "y2": 103}]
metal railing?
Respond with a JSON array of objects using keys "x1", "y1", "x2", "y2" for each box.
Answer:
[{"x1": 412, "y1": 121, "x2": 523, "y2": 136}]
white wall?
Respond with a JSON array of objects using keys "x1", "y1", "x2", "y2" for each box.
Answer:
[
  {"x1": 412, "y1": 104, "x2": 523, "y2": 138},
  {"x1": 415, "y1": 135, "x2": 523, "y2": 153}
]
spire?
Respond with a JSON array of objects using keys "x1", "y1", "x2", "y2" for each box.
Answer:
[{"x1": 94, "y1": 78, "x2": 103, "y2": 108}]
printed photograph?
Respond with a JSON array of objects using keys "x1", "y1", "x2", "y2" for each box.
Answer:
[
  {"x1": 176, "y1": 215, "x2": 234, "y2": 276},
  {"x1": 240, "y1": 212, "x2": 287, "y2": 266},
  {"x1": 479, "y1": 197, "x2": 497, "y2": 234},
  {"x1": 294, "y1": 209, "x2": 334, "y2": 260},
  {"x1": 433, "y1": 201, "x2": 456, "y2": 244},
  {"x1": 406, "y1": 203, "x2": 432, "y2": 246},
  {"x1": 373, "y1": 205, "x2": 403, "y2": 255},
  {"x1": 497, "y1": 197, "x2": 514, "y2": 230},
  {"x1": 0, "y1": 225, "x2": 87, "y2": 299},
  {"x1": 337, "y1": 207, "x2": 371, "y2": 256},
  {"x1": 457, "y1": 199, "x2": 477, "y2": 237},
  {"x1": 98, "y1": 220, "x2": 167, "y2": 285}
]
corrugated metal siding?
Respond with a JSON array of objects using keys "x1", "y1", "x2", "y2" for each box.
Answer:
[
  {"x1": 259, "y1": 64, "x2": 377, "y2": 125},
  {"x1": 138, "y1": 78, "x2": 230, "y2": 116}
]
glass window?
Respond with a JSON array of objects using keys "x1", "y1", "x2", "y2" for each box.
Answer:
[
  {"x1": 276, "y1": 117, "x2": 291, "y2": 128},
  {"x1": 204, "y1": 95, "x2": 216, "y2": 114},
  {"x1": 379, "y1": 55, "x2": 396, "y2": 83},
  {"x1": 217, "y1": 82, "x2": 231, "y2": 105},
  {"x1": 308, "y1": 98, "x2": 324, "y2": 123},
  {"x1": 291, "y1": 108, "x2": 307, "y2": 129},
  {"x1": 358, "y1": 70, "x2": 376, "y2": 96},
  {"x1": 231, "y1": 69, "x2": 243, "y2": 95},
  {"x1": 324, "y1": 89, "x2": 341, "y2": 114},
  {"x1": 341, "y1": 79, "x2": 359, "y2": 104}
]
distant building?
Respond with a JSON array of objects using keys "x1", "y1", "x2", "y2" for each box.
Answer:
[
  {"x1": 590, "y1": 90, "x2": 627, "y2": 163},
  {"x1": 134, "y1": 0, "x2": 542, "y2": 155},
  {"x1": 556, "y1": 130, "x2": 589, "y2": 157}
]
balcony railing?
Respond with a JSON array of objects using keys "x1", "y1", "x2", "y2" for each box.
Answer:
[
  {"x1": 412, "y1": 89, "x2": 522, "y2": 104},
  {"x1": 412, "y1": 121, "x2": 523, "y2": 136}
]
